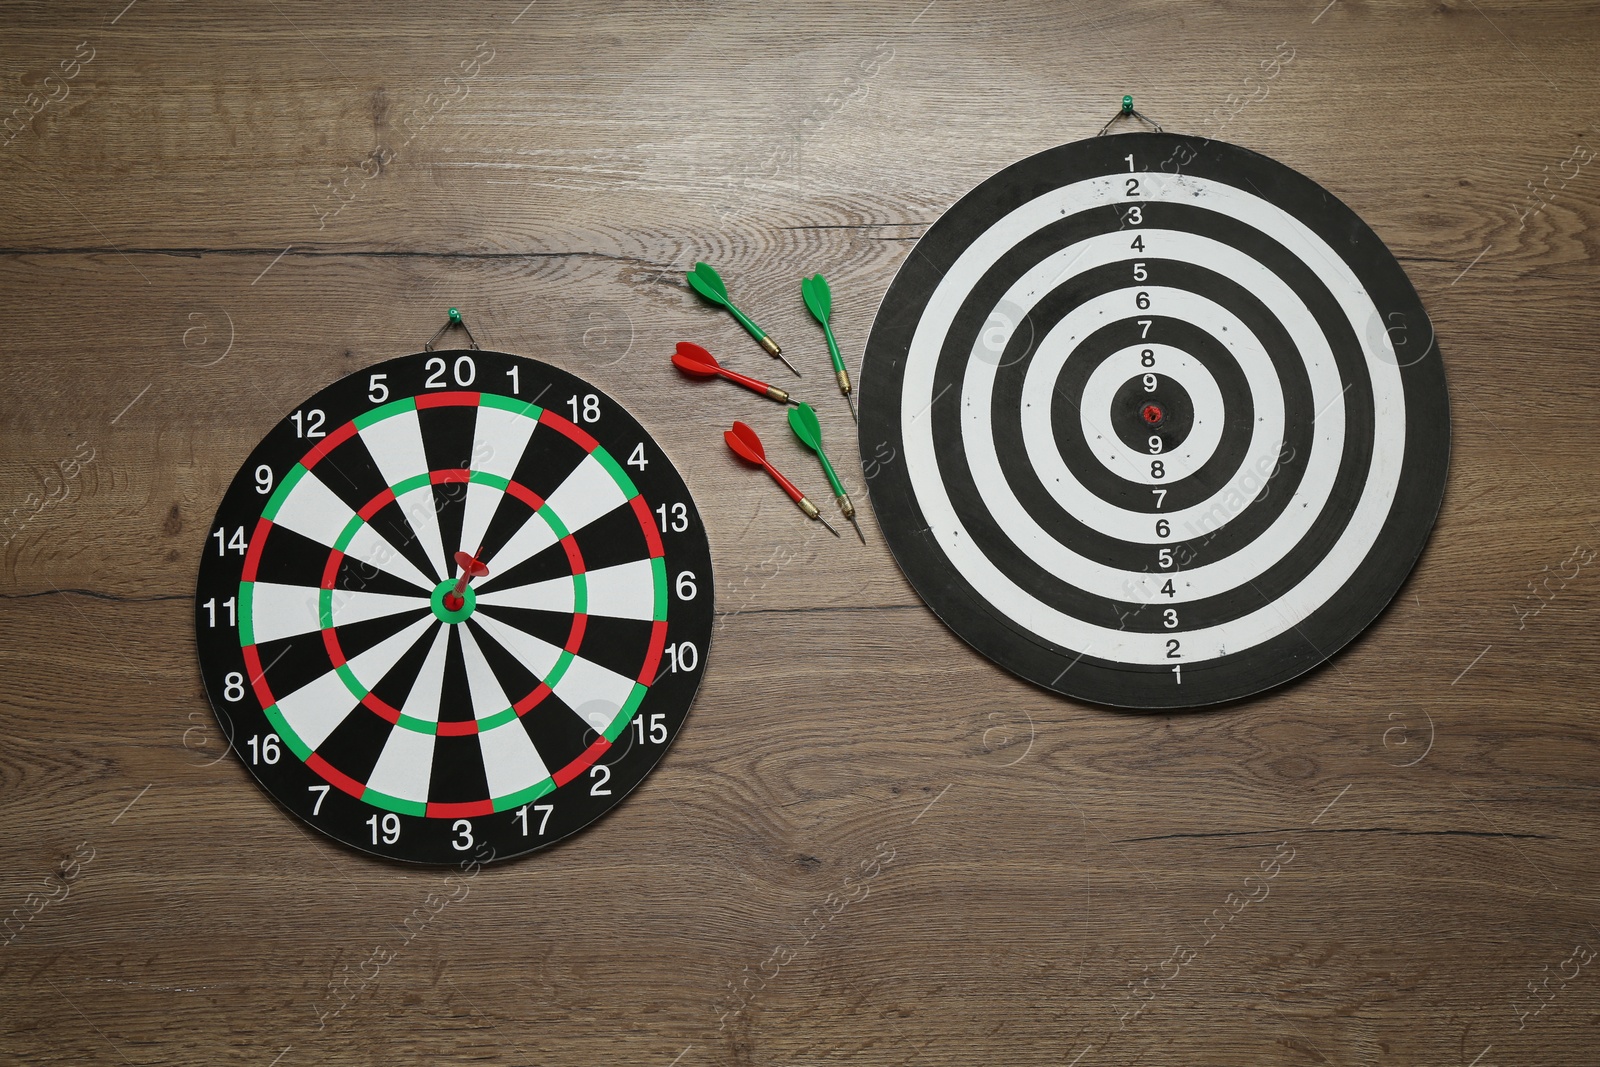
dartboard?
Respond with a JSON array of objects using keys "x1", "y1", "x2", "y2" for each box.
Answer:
[
  {"x1": 196, "y1": 351, "x2": 713, "y2": 862},
  {"x1": 859, "y1": 134, "x2": 1449, "y2": 708}
]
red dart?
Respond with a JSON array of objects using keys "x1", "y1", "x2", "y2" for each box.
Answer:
[
  {"x1": 444, "y1": 547, "x2": 490, "y2": 612},
  {"x1": 723, "y1": 421, "x2": 840, "y2": 537},
  {"x1": 673, "y1": 342, "x2": 795, "y2": 405}
]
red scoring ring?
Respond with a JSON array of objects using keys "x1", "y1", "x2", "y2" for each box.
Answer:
[
  {"x1": 320, "y1": 470, "x2": 587, "y2": 728},
  {"x1": 1141, "y1": 403, "x2": 1165, "y2": 426}
]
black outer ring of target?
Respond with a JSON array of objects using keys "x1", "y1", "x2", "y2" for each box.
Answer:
[
  {"x1": 1111, "y1": 374, "x2": 1193, "y2": 453},
  {"x1": 194, "y1": 350, "x2": 715, "y2": 863},
  {"x1": 857, "y1": 133, "x2": 1450, "y2": 709}
]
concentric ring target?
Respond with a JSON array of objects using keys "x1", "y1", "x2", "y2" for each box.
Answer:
[{"x1": 859, "y1": 134, "x2": 1449, "y2": 708}]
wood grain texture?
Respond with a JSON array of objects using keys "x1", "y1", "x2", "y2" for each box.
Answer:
[{"x1": 2, "y1": 1, "x2": 1599, "y2": 1064}]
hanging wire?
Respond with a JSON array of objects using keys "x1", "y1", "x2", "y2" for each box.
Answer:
[
  {"x1": 1097, "y1": 95, "x2": 1164, "y2": 136},
  {"x1": 424, "y1": 307, "x2": 482, "y2": 352}
]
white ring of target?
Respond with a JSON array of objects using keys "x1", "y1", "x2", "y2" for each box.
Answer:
[{"x1": 901, "y1": 173, "x2": 1406, "y2": 665}]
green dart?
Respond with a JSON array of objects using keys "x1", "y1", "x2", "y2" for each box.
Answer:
[
  {"x1": 787, "y1": 401, "x2": 865, "y2": 543},
  {"x1": 687, "y1": 261, "x2": 799, "y2": 377},
  {"x1": 801, "y1": 273, "x2": 855, "y2": 422}
]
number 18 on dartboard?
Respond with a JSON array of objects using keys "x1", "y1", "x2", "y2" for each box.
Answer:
[{"x1": 196, "y1": 350, "x2": 714, "y2": 863}]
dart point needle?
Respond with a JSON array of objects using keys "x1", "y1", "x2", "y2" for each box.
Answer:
[
  {"x1": 846, "y1": 391, "x2": 858, "y2": 422},
  {"x1": 815, "y1": 512, "x2": 842, "y2": 538},
  {"x1": 772, "y1": 345, "x2": 802, "y2": 377},
  {"x1": 847, "y1": 511, "x2": 865, "y2": 543}
]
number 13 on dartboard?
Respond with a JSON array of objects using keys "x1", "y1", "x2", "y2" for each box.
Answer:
[{"x1": 196, "y1": 350, "x2": 714, "y2": 862}]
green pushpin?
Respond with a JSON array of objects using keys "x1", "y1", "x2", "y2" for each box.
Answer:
[
  {"x1": 426, "y1": 307, "x2": 478, "y2": 351},
  {"x1": 787, "y1": 402, "x2": 865, "y2": 543},
  {"x1": 687, "y1": 262, "x2": 800, "y2": 377},
  {"x1": 1122, "y1": 94, "x2": 1134, "y2": 114},
  {"x1": 801, "y1": 273, "x2": 855, "y2": 423}
]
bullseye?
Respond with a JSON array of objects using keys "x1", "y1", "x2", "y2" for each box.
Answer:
[{"x1": 1140, "y1": 403, "x2": 1165, "y2": 426}]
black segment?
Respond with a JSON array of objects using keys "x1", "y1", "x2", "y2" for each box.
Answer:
[
  {"x1": 366, "y1": 623, "x2": 444, "y2": 713},
  {"x1": 437, "y1": 626, "x2": 474, "y2": 725},
  {"x1": 314, "y1": 707, "x2": 395, "y2": 786}
]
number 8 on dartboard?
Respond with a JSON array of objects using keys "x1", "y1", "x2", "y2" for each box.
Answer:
[{"x1": 196, "y1": 350, "x2": 714, "y2": 862}]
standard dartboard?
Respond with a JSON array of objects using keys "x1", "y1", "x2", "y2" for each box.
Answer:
[
  {"x1": 859, "y1": 134, "x2": 1449, "y2": 708},
  {"x1": 196, "y1": 351, "x2": 713, "y2": 862}
]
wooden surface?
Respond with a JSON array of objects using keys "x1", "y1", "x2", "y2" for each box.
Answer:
[{"x1": 3, "y1": 2, "x2": 1598, "y2": 1063}]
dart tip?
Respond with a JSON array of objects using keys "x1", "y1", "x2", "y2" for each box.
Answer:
[
  {"x1": 846, "y1": 393, "x2": 858, "y2": 422},
  {"x1": 818, "y1": 514, "x2": 841, "y2": 538},
  {"x1": 776, "y1": 350, "x2": 802, "y2": 377},
  {"x1": 849, "y1": 515, "x2": 866, "y2": 543}
]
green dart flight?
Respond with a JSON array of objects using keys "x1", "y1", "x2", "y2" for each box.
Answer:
[
  {"x1": 801, "y1": 273, "x2": 855, "y2": 422},
  {"x1": 687, "y1": 262, "x2": 799, "y2": 377},
  {"x1": 787, "y1": 401, "x2": 865, "y2": 543}
]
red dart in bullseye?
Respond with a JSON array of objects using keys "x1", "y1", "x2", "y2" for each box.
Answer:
[
  {"x1": 672, "y1": 342, "x2": 796, "y2": 405},
  {"x1": 723, "y1": 420, "x2": 840, "y2": 538},
  {"x1": 443, "y1": 548, "x2": 489, "y2": 612}
]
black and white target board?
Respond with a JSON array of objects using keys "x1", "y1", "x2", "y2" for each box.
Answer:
[
  {"x1": 859, "y1": 134, "x2": 1449, "y2": 708},
  {"x1": 196, "y1": 351, "x2": 713, "y2": 862}
]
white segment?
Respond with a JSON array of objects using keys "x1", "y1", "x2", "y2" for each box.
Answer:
[
  {"x1": 471, "y1": 612, "x2": 564, "y2": 680},
  {"x1": 364, "y1": 725, "x2": 436, "y2": 804},
  {"x1": 471, "y1": 404, "x2": 540, "y2": 480},
  {"x1": 248, "y1": 582, "x2": 324, "y2": 643},
  {"x1": 341, "y1": 522, "x2": 436, "y2": 591},
  {"x1": 581, "y1": 559, "x2": 659, "y2": 620},
  {"x1": 274, "y1": 669, "x2": 359, "y2": 752},
  {"x1": 477, "y1": 720, "x2": 551, "y2": 800},
  {"x1": 483, "y1": 511, "x2": 561, "y2": 577},
  {"x1": 1077, "y1": 344, "x2": 1227, "y2": 481},
  {"x1": 900, "y1": 172, "x2": 1405, "y2": 663},
  {"x1": 458, "y1": 626, "x2": 513, "y2": 720},
  {"x1": 542, "y1": 454, "x2": 629, "y2": 537},
  {"x1": 392, "y1": 482, "x2": 451, "y2": 584},
  {"x1": 359, "y1": 408, "x2": 452, "y2": 577},
  {"x1": 1009, "y1": 289, "x2": 1291, "y2": 546},
  {"x1": 456, "y1": 480, "x2": 504, "y2": 573},
  {"x1": 551, "y1": 654, "x2": 637, "y2": 736},
  {"x1": 477, "y1": 575, "x2": 576, "y2": 615},
  {"x1": 342, "y1": 614, "x2": 439, "y2": 703},
  {"x1": 326, "y1": 588, "x2": 433, "y2": 629},
  {"x1": 400, "y1": 625, "x2": 452, "y2": 724},
  {"x1": 271, "y1": 468, "x2": 434, "y2": 590},
  {"x1": 269, "y1": 468, "x2": 352, "y2": 549}
]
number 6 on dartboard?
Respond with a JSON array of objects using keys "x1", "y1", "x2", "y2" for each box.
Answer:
[{"x1": 195, "y1": 349, "x2": 715, "y2": 862}]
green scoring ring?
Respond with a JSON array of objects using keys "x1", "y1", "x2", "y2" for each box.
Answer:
[{"x1": 430, "y1": 578, "x2": 477, "y2": 623}]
